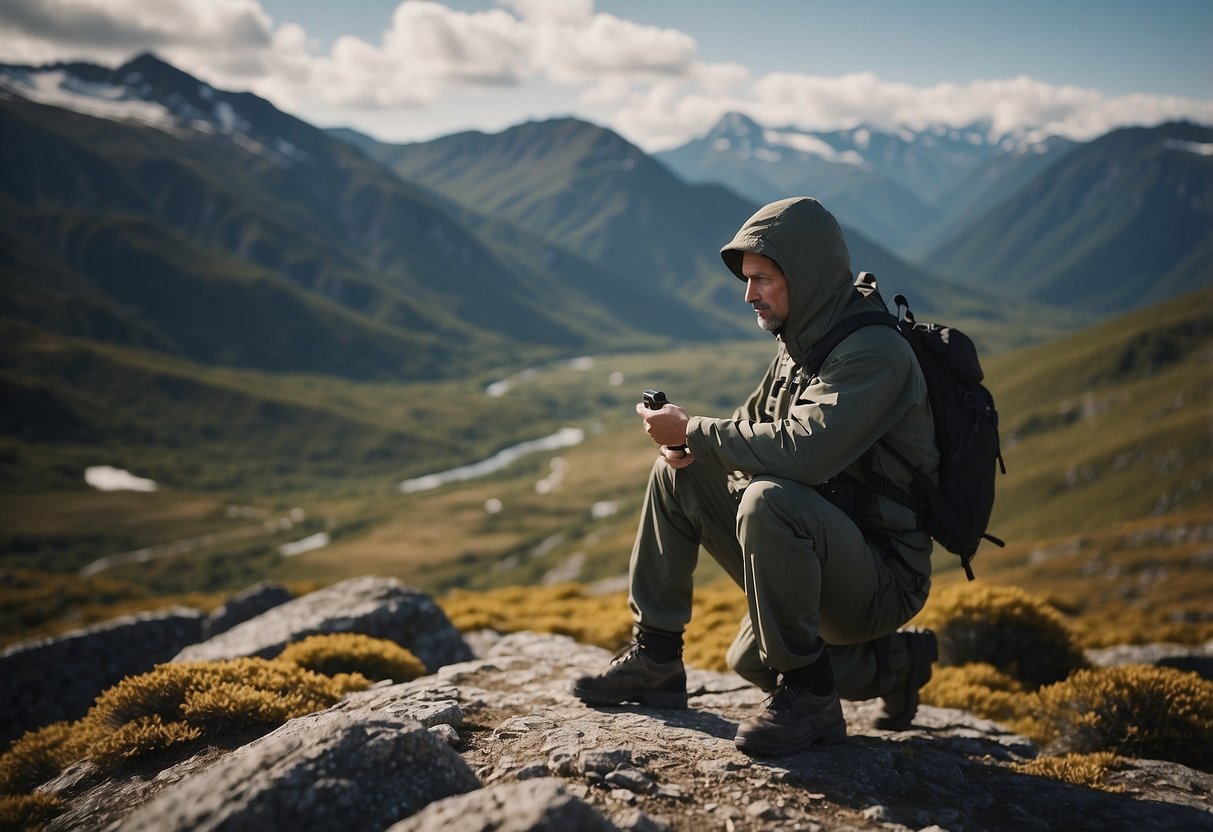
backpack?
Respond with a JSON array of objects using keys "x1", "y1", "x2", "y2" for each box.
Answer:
[{"x1": 803, "y1": 274, "x2": 1006, "y2": 579}]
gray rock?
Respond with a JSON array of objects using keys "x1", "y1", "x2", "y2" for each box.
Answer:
[
  {"x1": 0, "y1": 606, "x2": 204, "y2": 743},
  {"x1": 173, "y1": 576, "x2": 472, "y2": 671},
  {"x1": 605, "y1": 767, "x2": 655, "y2": 794},
  {"x1": 1086, "y1": 640, "x2": 1213, "y2": 681},
  {"x1": 422, "y1": 632, "x2": 1213, "y2": 832},
  {"x1": 24, "y1": 625, "x2": 1213, "y2": 832},
  {"x1": 387, "y1": 778, "x2": 620, "y2": 832},
  {"x1": 119, "y1": 711, "x2": 479, "y2": 832},
  {"x1": 615, "y1": 808, "x2": 672, "y2": 831},
  {"x1": 44, "y1": 680, "x2": 468, "y2": 832},
  {"x1": 203, "y1": 580, "x2": 294, "y2": 638}
]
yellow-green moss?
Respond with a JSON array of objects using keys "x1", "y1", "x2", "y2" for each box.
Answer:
[
  {"x1": 1013, "y1": 751, "x2": 1130, "y2": 793},
  {"x1": 0, "y1": 723, "x2": 82, "y2": 796},
  {"x1": 0, "y1": 791, "x2": 64, "y2": 831},
  {"x1": 89, "y1": 658, "x2": 368, "y2": 756},
  {"x1": 278, "y1": 633, "x2": 427, "y2": 682},
  {"x1": 0, "y1": 655, "x2": 372, "y2": 824}
]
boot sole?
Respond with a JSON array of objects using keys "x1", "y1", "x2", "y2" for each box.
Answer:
[
  {"x1": 571, "y1": 685, "x2": 689, "y2": 709},
  {"x1": 734, "y1": 722, "x2": 847, "y2": 756}
]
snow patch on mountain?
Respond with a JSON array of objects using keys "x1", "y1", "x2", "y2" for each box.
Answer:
[
  {"x1": 4, "y1": 69, "x2": 179, "y2": 132},
  {"x1": 763, "y1": 129, "x2": 864, "y2": 165},
  {"x1": 1165, "y1": 139, "x2": 1213, "y2": 156},
  {"x1": 0, "y1": 64, "x2": 307, "y2": 168}
]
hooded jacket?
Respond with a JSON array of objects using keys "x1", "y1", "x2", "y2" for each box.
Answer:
[{"x1": 682, "y1": 197, "x2": 939, "y2": 579}]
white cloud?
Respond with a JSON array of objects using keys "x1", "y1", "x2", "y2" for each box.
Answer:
[
  {"x1": 1, "y1": 0, "x2": 1210, "y2": 150},
  {"x1": 608, "y1": 69, "x2": 1213, "y2": 150},
  {"x1": 0, "y1": 0, "x2": 274, "y2": 74},
  {"x1": 534, "y1": 13, "x2": 696, "y2": 83},
  {"x1": 500, "y1": 0, "x2": 593, "y2": 24}
]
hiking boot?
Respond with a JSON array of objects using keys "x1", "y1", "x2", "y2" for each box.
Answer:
[
  {"x1": 874, "y1": 629, "x2": 938, "y2": 730},
  {"x1": 734, "y1": 682, "x2": 847, "y2": 756},
  {"x1": 571, "y1": 643, "x2": 688, "y2": 709}
]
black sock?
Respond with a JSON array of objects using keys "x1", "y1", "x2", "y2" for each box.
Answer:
[
  {"x1": 782, "y1": 654, "x2": 835, "y2": 694},
  {"x1": 636, "y1": 628, "x2": 683, "y2": 663}
]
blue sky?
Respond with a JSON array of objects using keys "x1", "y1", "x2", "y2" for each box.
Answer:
[{"x1": 2, "y1": 0, "x2": 1210, "y2": 149}]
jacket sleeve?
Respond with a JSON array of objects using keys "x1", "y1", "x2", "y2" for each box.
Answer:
[{"x1": 685, "y1": 332, "x2": 918, "y2": 486}]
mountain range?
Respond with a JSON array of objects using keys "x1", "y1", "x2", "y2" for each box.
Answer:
[
  {"x1": 0, "y1": 53, "x2": 1055, "y2": 386},
  {"x1": 655, "y1": 112, "x2": 1079, "y2": 254},
  {"x1": 0, "y1": 53, "x2": 739, "y2": 385},
  {"x1": 925, "y1": 121, "x2": 1213, "y2": 314},
  {"x1": 334, "y1": 117, "x2": 1024, "y2": 331},
  {"x1": 0, "y1": 52, "x2": 1209, "y2": 497}
]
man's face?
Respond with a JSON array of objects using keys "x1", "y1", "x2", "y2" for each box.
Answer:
[{"x1": 742, "y1": 252, "x2": 790, "y2": 332}]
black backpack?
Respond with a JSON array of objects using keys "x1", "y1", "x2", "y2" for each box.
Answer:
[{"x1": 804, "y1": 277, "x2": 1006, "y2": 579}]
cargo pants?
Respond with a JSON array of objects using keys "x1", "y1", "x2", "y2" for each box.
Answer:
[{"x1": 628, "y1": 454, "x2": 930, "y2": 699}]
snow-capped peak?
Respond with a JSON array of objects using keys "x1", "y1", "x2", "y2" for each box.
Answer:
[{"x1": 0, "y1": 54, "x2": 308, "y2": 168}]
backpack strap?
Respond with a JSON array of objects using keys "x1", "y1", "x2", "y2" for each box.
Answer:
[{"x1": 801, "y1": 311, "x2": 900, "y2": 379}]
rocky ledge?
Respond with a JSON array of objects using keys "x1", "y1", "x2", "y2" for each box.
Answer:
[{"x1": 35, "y1": 629, "x2": 1213, "y2": 832}]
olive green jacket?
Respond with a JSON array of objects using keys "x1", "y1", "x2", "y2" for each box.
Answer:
[{"x1": 682, "y1": 197, "x2": 939, "y2": 578}]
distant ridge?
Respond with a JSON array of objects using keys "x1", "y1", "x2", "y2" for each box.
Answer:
[{"x1": 925, "y1": 121, "x2": 1213, "y2": 314}]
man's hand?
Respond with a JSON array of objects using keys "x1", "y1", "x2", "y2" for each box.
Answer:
[
  {"x1": 659, "y1": 445, "x2": 695, "y2": 468},
  {"x1": 636, "y1": 401, "x2": 691, "y2": 450}
]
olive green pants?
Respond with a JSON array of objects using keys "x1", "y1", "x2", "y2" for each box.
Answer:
[{"x1": 628, "y1": 456, "x2": 930, "y2": 699}]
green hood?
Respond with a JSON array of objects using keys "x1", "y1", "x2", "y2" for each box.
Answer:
[{"x1": 721, "y1": 197, "x2": 882, "y2": 364}]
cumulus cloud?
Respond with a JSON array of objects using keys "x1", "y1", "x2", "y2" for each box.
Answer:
[
  {"x1": 0, "y1": 0, "x2": 273, "y2": 73},
  {"x1": 1, "y1": 0, "x2": 1210, "y2": 149},
  {"x1": 534, "y1": 13, "x2": 696, "y2": 83},
  {"x1": 606, "y1": 70, "x2": 1213, "y2": 149},
  {"x1": 203, "y1": 0, "x2": 694, "y2": 113}
]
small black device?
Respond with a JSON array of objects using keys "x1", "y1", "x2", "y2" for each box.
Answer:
[
  {"x1": 642, "y1": 388, "x2": 668, "y2": 410},
  {"x1": 641, "y1": 389, "x2": 686, "y2": 452}
]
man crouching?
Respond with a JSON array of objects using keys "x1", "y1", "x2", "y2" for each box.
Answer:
[{"x1": 572, "y1": 197, "x2": 939, "y2": 756}]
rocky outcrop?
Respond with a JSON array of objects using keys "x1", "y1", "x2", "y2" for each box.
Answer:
[
  {"x1": 36, "y1": 629, "x2": 1213, "y2": 832},
  {"x1": 202, "y1": 580, "x2": 294, "y2": 638},
  {"x1": 44, "y1": 679, "x2": 477, "y2": 832},
  {"x1": 1087, "y1": 639, "x2": 1213, "y2": 681},
  {"x1": 0, "y1": 606, "x2": 204, "y2": 744},
  {"x1": 387, "y1": 778, "x2": 622, "y2": 832},
  {"x1": 174, "y1": 576, "x2": 473, "y2": 671}
]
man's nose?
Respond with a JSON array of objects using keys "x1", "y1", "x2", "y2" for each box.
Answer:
[{"x1": 744, "y1": 279, "x2": 759, "y2": 303}]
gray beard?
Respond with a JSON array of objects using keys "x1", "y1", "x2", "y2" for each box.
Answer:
[{"x1": 756, "y1": 312, "x2": 785, "y2": 332}]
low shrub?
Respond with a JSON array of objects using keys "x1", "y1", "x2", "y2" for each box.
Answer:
[
  {"x1": 1035, "y1": 664, "x2": 1213, "y2": 770},
  {"x1": 914, "y1": 584, "x2": 1086, "y2": 687},
  {"x1": 278, "y1": 633, "x2": 427, "y2": 682}
]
